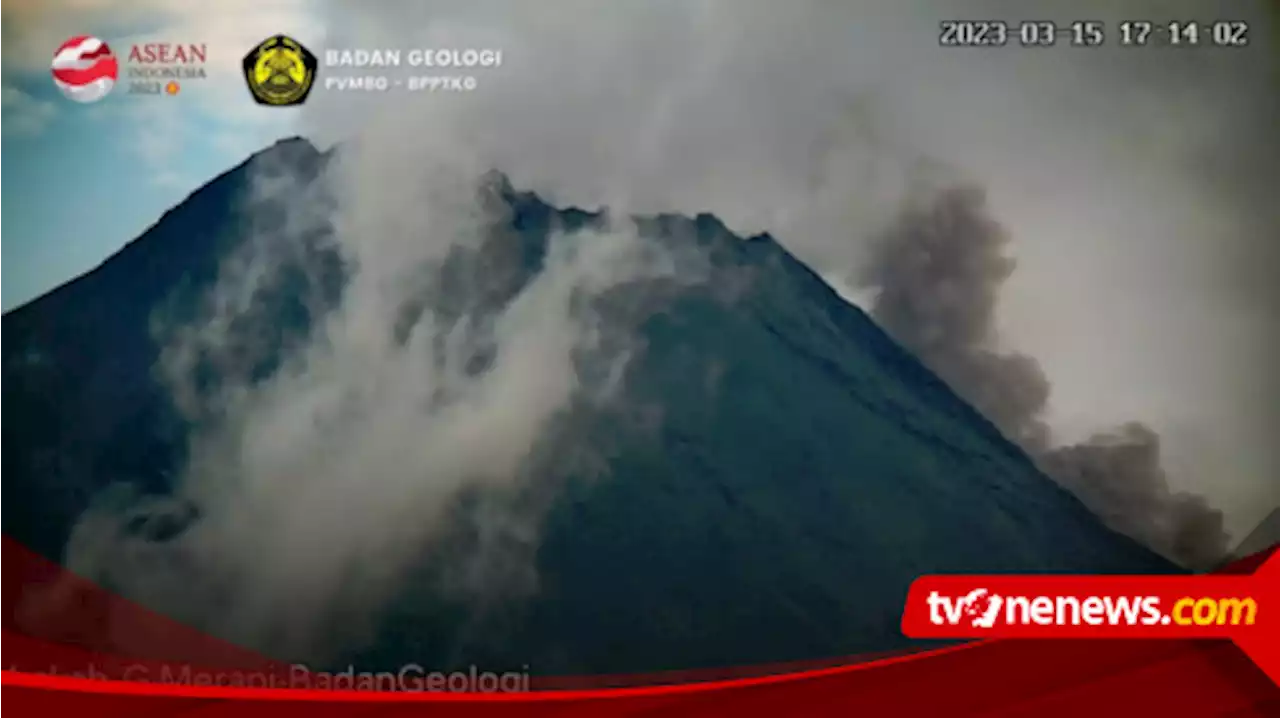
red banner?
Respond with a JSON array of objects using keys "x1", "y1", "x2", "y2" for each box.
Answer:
[
  {"x1": 3, "y1": 536, "x2": 1277, "y2": 715},
  {"x1": 901, "y1": 552, "x2": 1279, "y2": 684}
]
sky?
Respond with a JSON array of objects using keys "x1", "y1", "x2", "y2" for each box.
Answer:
[
  {"x1": 4, "y1": 0, "x2": 1279, "y2": 550},
  {"x1": 1, "y1": 0, "x2": 317, "y2": 310}
]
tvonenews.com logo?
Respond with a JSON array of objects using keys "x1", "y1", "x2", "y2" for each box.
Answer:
[
  {"x1": 925, "y1": 588, "x2": 1257, "y2": 629},
  {"x1": 899, "y1": 568, "x2": 1273, "y2": 647},
  {"x1": 900, "y1": 562, "x2": 1279, "y2": 685}
]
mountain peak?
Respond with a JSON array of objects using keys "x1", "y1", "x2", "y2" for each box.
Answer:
[
  {"x1": 265, "y1": 134, "x2": 319, "y2": 154},
  {"x1": 3, "y1": 141, "x2": 1178, "y2": 674}
]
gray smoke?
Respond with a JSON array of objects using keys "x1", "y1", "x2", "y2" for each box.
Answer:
[
  {"x1": 1040, "y1": 424, "x2": 1230, "y2": 572},
  {"x1": 858, "y1": 179, "x2": 1230, "y2": 570},
  {"x1": 297, "y1": 0, "x2": 1279, "y2": 546},
  {"x1": 857, "y1": 179, "x2": 1052, "y2": 452}
]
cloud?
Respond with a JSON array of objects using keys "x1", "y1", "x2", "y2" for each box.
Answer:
[
  {"x1": 150, "y1": 170, "x2": 192, "y2": 189},
  {"x1": 128, "y1": 99, "x2": 184, "y2": 171},
  {"x1": 2, "y1": 0, "x2": 164, "y2": 73},
  {"x1": 2, "y1": 84, "x2": 57, "y2": 136},
  {"x1": 104, "y1": 98, "x2": 206, "y2": 194}
]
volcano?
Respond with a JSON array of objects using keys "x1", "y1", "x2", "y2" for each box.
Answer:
[{"x1": 2, "y1": 137, "x2": 1176, "y2": 675}]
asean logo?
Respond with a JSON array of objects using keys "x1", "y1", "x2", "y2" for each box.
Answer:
[
  {"x1": 242, "y1": 34, "x2": 317, "y2": 106},
  {"x1": 51, "y1": 36, "x2": 119, "y2": 103}
]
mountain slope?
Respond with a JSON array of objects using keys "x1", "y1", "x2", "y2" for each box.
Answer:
[
  {"x1": 3, "y1": 138, "x2": 329, "y2": 561},
  {"x1": 2, "y1": 138, "x2": 1176, "y2": 675},
  {"x1": 1231, "y1": 509, "x2": 1280, "y2": 563}
]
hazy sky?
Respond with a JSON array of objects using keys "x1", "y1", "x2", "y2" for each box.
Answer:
[
  {"x1": 5, "y1": 0, "x2": 1278, "y2": 543},
  {"x1": 1, "y1": 0, "x2": 313, "y2": 309}
]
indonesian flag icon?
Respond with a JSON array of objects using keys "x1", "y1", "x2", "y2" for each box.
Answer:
[{"x1": 51, "y1": 36, "x2": 118, "y2": 103}]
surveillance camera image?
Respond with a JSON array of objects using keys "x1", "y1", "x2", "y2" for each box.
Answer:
[{"x1": 2, "y1": 0, "x2": 1278, "y2": 710}]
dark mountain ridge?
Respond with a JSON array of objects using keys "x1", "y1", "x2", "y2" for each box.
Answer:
[{"x1": 2, "y1": 137, "x2": 1177, "y2": 674}]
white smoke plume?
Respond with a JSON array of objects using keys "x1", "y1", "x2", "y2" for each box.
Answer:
[{"x1": 64, "y1": 129, "x2": 703, "y2": 659}]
